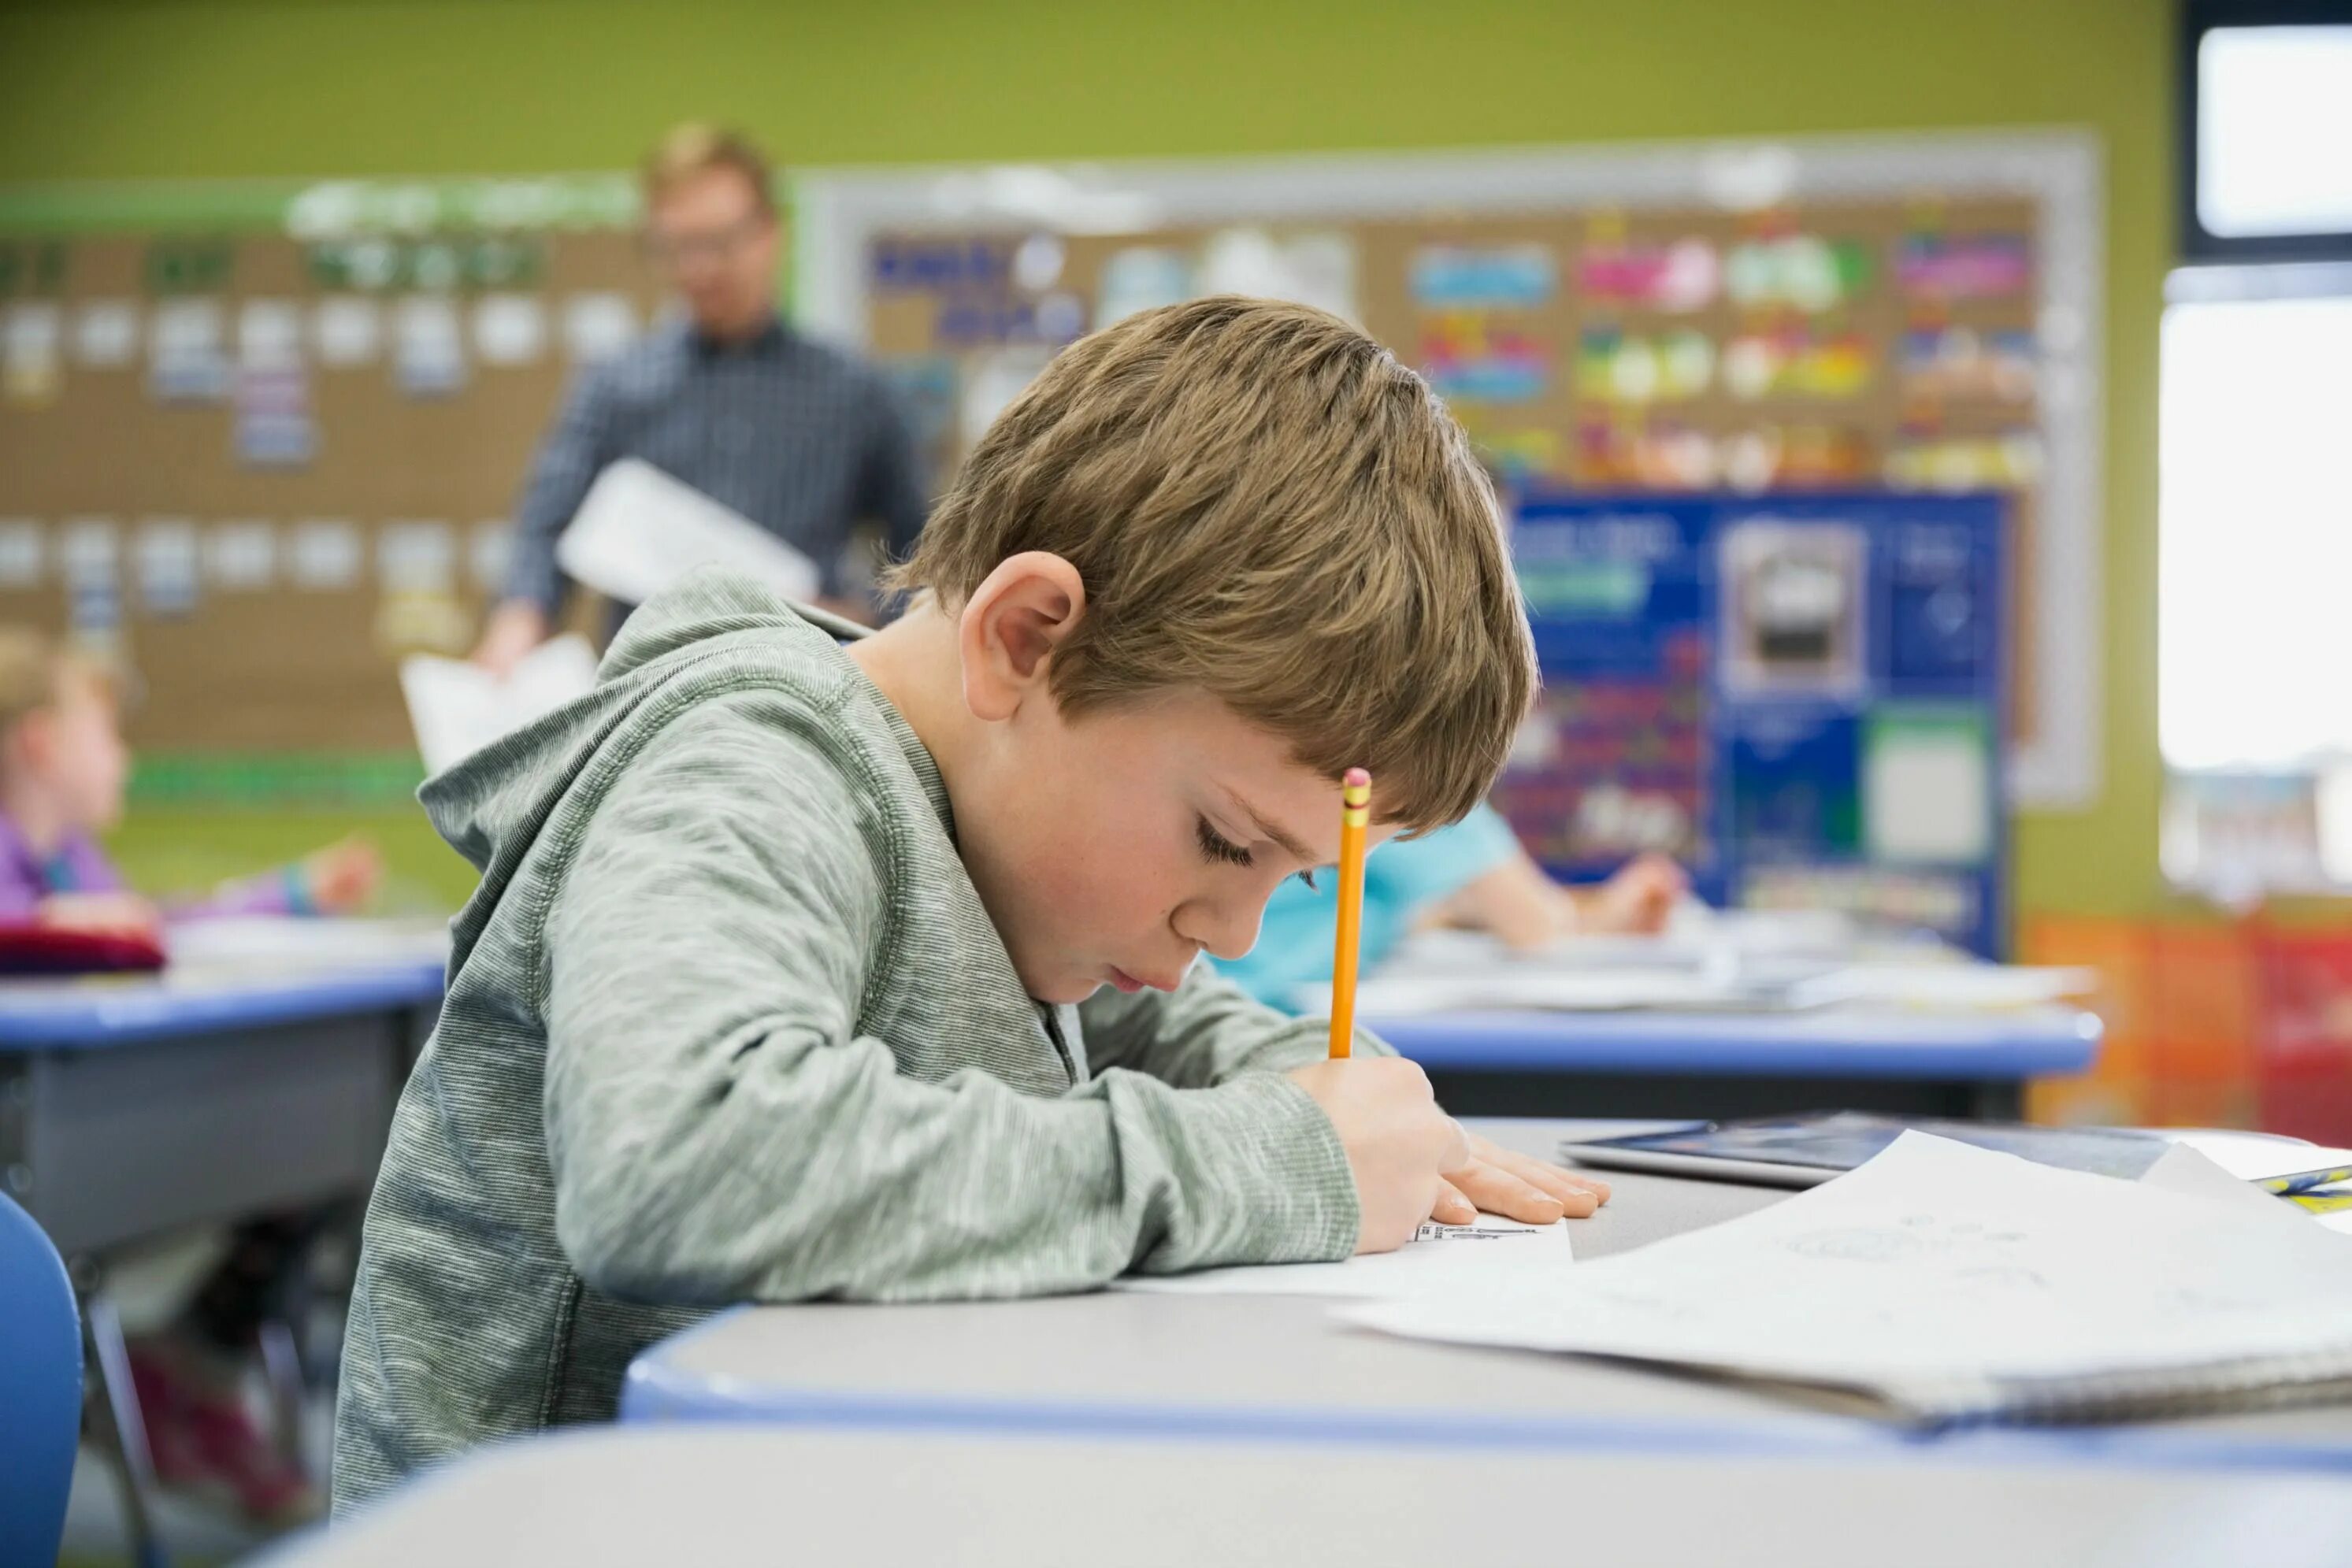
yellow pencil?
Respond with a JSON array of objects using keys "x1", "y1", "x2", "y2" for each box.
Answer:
[{"x1": 1329, "y1": 767, "x2": 1372, "y2": 1058}]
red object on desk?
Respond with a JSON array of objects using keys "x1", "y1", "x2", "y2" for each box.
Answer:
[{"x1": 0, "y1": 921, "x2": 168, "y2": 975}]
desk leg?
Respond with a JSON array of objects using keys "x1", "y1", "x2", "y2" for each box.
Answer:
[
  {"x1": 80, "y1": 1281, "x2": 172, "y2": 1568},
  {"x1": 1972, "y1": 1080, "x2": 2026, "y2": 1120}
]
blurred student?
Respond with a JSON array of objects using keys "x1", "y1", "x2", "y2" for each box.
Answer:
[
  {"x1": 473, "y1": 123, "x2": 929, "y2": 673},
  {"x1": 1215, "y1": 802, "x2": 1687, "y2": 1006},
  {"x1": 0, "y1": 626, "x2": 379, "y2": 1521},
  {"x1": 0, "y1": 628, "x2": 379, "y2": 931}
]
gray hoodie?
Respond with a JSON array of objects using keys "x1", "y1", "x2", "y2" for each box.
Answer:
[{"x1": 331, "y1": 570, "x2": 1365, "y2": 1514}]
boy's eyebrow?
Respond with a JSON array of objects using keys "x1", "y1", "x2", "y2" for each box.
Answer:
[{"x1": 1219, "y1": 785, "x2": 1319, "y2": 866}]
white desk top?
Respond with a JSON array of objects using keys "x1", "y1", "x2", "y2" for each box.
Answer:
[
  {"x1": 279, "y1": 1424, "x2": 2352, "y2": 1568},
  {"x1": 621, "y1": 1121, "x2": 2352, "y2": 1471}
]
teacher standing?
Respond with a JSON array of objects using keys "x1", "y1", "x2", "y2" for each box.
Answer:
[{"x1": 473, "y1": 124, "x2": 929, "y2": 673}]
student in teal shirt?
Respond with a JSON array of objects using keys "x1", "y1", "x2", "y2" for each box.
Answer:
[{"x1": 1214, "y1": 803, "x2": 1687, "y2": 1007}]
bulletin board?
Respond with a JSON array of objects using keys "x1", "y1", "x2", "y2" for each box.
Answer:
[
  {"x1": 1499, "y1": 489, "x2": 2009, "y2": 956},
  {"x1": 0, "y1": 175, "x2": 662, "y2": 769},
  {"x1": 792, "y1": 132, "x2": 2103, "y2": 810}
]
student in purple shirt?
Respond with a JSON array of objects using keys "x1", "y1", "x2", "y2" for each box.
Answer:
[
  {"x1": 0, "y1": 628, "x2": 378, "y2": 935},
  {"x1": 0, "y1": 626, "x2": 380, "y2": 1521}
]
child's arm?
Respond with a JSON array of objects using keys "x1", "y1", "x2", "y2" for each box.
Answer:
[
  {"x1": 540, "y1": 698, "x2": 1385, "y2": 1299},
  {"x1": 193, "y1": 836, "x2": 381, "y2": 918}
]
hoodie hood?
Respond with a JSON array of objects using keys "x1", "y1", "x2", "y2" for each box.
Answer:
[{"x1": 419, "y1": 572, "x2": 872, "y2": 962}]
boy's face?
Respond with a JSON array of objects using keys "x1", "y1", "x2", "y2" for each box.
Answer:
[
  {"x1": 32, "y1": 670, "x2": 131, "y2": 832},
  {"x1": 953, "y1": 686, "x2": 1398, "y2": 1006}
]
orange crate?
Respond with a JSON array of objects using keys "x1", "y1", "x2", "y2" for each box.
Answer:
[
  {"x1": 2145, "y1": 924, "x2": 2258, "y2": 1088},
  {"x1": 2250, "y1": 925, "x2": 2352, "y2": 1144}
]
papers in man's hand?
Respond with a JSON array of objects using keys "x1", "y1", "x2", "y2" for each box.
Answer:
[
  {"x1": 1348, "y1": 1132, "x2": 2352, "y2": 1424},
  {"x1": 1117, "y1": 1213, "x2": 1575, "y2": 1299},
  {"x1": 400, "y1": 635, "x2": 597, "y2": 774},
  {"x1": 557, "y1": 458, "x2": 819, "y2": 606}
]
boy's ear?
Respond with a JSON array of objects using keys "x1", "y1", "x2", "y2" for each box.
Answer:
[{"x1": 959, "y1": 552, "x2": 1086, "y2": 722}]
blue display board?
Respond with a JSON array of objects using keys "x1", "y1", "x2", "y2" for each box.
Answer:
[{"x1": 1494, "y1": 491, "x2": 2009, "y2": 956}]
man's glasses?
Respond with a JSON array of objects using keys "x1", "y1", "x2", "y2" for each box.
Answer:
[{"x1": 641, "y1": 214, "x2": 770, "y2": 267}]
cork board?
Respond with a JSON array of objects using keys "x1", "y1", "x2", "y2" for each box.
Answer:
[
  {"x1": 0, "y1": 187, "x2": 659, "y2": 754},
  {"x1": 799, "y1": 133, "x2": 2102, "y2": 806}
]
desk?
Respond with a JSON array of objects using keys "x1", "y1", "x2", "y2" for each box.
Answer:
[
  {"x1": 277, "y1": 1425, "x2": 2352, "y2": 1568},
  {"x1": 1371, "y1": 1007, "x2": 2101, "y2": 1120},
  {"x1": 0, "y1": 922, "x2": 449, "y2": 1566},
  {"x1": 622, "y1": 1118, "x2": 2352, "y2": 1477},
  {"x1": 0, "y1": 924, "x2": 448, "y2": 1255}
]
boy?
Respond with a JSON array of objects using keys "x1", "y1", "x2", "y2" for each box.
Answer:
[{"x1": 333, "y1": 297, "x2": 1608, "y2": 1514}]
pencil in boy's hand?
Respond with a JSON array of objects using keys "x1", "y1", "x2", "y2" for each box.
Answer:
[{"x1": 1328, "y1": 768, "x2": 1372, "y2": 1059}]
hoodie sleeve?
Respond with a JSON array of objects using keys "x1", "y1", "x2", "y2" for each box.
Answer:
[{"x1": 539, "y1": 691, "x2": 1360, "y2": 1304}]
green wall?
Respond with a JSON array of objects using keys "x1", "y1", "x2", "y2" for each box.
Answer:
[{"x1": 0, "y1": 0, "x2": 2170, "y2": 919}]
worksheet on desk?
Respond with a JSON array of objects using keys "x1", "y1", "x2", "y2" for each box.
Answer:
[
  {"x1": 1115, "y1": 1212, "x2": 1575, "y2": 1299},
  {"x1": 1346, "y1": 1133, "x2": 2352, "y2": 1395}
]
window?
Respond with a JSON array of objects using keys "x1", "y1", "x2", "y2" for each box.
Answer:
[
  {"x1": 2181, "y1": 2, "x2": 2352, "y2": 262},
  {"x1": 2165, "y1": 6, "x2": 2352, "y2": 895}
]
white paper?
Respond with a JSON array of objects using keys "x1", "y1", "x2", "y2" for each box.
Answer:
[
  {"x1": 4, "y1": 302, "x2": 62, "y2": 402},
  {"x1": 2165, "y1": 1129, "x2": 2352, "y2": 1186},
  {"x1": 0, "y1": 519, "x2": 43, "y2": 588},
  {"x1": 1120, "y1": 1213, "x2": 1575, "y2": 1299},
  {"x1": 59, "y1": 517, "x2": 119, "y2": 583},
  {"x1": 238, "y1": 298, "x2": 305, "y2": 367},
  {"x1": 378, "y1": 520, "x2": 455, "y2": 594},
  {"x1": 289, "y1": 519, "x2": 363, "y2": 590},
  {"x1": 165, "y1": 916, "x2": 450, "y2": 972},
  {"x1": 1783, "y1": 964, "x2": 2097, "y2": 1011},
  {"x1": 399, "y1": 634, "x2": 598, "y2": 774},
  {"x1": 313, "y1": 296, "x2": 382, "y2": 367},
  {"x1": 134, "y1": 519, "x2": 201, "y2": 614},
  {"x1": 557, "y1": 458, "x2": 818, "y2": 606},
  {"x1": 562, "y1": 292, "x2": 636, "y2": 363},
  {"x1": 393, "y1": 295, "x2": 466, "y2": 395},
  {"x1": 1350, "y1": 1133, "x2": 2352, "y2": 1403},
  {"x1": 149, "y1": 298, "x2": 229, "y2": 401},
  {"x1": 1304, "y1": 967, "x2": 1786, "y2": 1018},
  {"x1": 473, "y1": 295, "x2": 547, "y2": 365},
  {"x1": 470, "y1": 520, "x2": 514, "y2": 593},
  {"x1": 2139, "y1": 1144, "x2": 2312, "y2": 1229},
  {"x1": 72, "y1": 301, "x2": 140, "y2": 367},
  {"x1": 205, "y1": 521, "x2": 277, "y2": 590}
]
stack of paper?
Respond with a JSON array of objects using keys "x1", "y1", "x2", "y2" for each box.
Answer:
[
  {"x1": 1349, "y1": 1133, "x2": 2352, "y2": 1425},
  {"x1": 556, "y1": 458, "x2": 819, "y2": 606},
  {"x1": 400, "y1": 634, "x2": 599, "y2": 774}
]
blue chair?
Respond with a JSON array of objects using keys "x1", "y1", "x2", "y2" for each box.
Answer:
[{"x1": 0, "y1": 1191, "x2": 82, "y2": 1568}]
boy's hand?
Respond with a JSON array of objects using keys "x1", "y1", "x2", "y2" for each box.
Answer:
[
  {"x1": 1285, "y1": 1058, "x2": 1468, "y2": 1254},
  {"x1": 1429, "y1": 1132, "x2": 1611, "y2": 1225}
]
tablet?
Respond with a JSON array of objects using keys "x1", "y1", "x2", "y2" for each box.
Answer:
[{"x1": 1560, "y1": 1111, "x2": 2350, "y2": 1192}]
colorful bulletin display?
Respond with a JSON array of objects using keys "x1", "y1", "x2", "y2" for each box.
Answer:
[
  {"x1": 0, "y1": 176, "x2": 662, "y2": 779},
  {"x1": 794, "y1": 132, "x2": 2101, "y2": 808},
  {"x1": 1498, "y1": 489, "x2": 2008, "y2": 956}
]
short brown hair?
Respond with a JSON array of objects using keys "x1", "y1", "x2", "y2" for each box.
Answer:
[
  {"x1": 886, "y1": 296, "x2": 1537, "y2": 832},
  {"x1": 642, "y1": 123, "x2": 776, "y2": 216}
]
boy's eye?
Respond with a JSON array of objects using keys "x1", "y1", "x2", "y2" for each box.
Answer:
[
  {"x1": 1195, "y1": 817, "x2": 1254, "y2": 869},
  {"x1": 1294, "y1": 869, "x2": 1320, "y2": 891}
]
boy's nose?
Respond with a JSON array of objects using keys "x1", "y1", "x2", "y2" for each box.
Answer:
[{"x1": 1175, "y1": 895, "x2": 1263, "y2": 964}]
